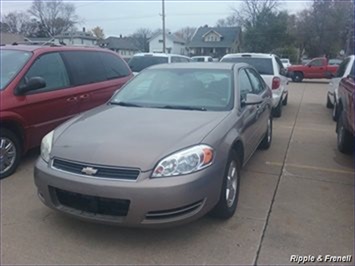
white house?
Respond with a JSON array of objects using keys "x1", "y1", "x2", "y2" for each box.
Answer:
[
  {"x1": 54, "y1": 28, "x2": 97, "y2": 46},
  {"x1": 149, "y1": 32, "x2": 187, "y2": 55}
]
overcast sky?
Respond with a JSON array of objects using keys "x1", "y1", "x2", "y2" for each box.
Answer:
[{"x1": 1, "y1": 1, "x2": 312, "y2": 36}]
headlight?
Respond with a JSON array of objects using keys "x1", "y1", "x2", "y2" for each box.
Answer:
[
  {"x1": 152, "y1": 145, "x2": 214, "y2": 177},
  {"x1": 40, "y1": 131, "x2": 54, "y2": 163}
]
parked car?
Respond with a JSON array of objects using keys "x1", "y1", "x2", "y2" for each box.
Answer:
[
  {"x1": 281, "y1": 58, "x2": 291, "y2": 68},
  {"x1": 128, "y1": 53, "x2": 191, "y2": 74},
  {"x1": 220, "y1": 53, "x2": 288, "y2": 117},
  {"x1": 34, "y1": 62, "x2": 273, "y2": 227},
  {"x1": 287, "y1": 57, "x2": 338, "y2": 82},
  {"x1": 326, "y1": 55, "x2": 355, "y2": 121},
  {"x1": 0, "y1": 45, "x2": 132, "y2": 178},
  {"x1": 336, "y1": 63, "x2": 354, "y2": 154},
  {"x1": 191, "y1": 56, "x2": 213, "y2": 62}
]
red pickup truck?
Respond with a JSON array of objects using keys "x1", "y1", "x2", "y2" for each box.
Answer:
[
  {"x1": 288, "y1": 57, "x2": 339, "y2": 82},
  {"x1": 336, "y1": 63, "x2": 354, "y2": 153}
]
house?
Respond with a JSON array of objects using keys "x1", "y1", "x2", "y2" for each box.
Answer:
[
  {"x1": 149, "y1": 32, "x2": 187, "y2": 55},
  {"x1": 98, "y1": 36, "x2": 140, "y2": 58},
  {"x1": 54, "y1": 28, "x2": 97, "y2": 46},
  {"x1": 188, "y1": 26, "x2": 241, "y2": 59},
  {"x1": 0, "y1": 32, "x2": 25, "y2": 45}
]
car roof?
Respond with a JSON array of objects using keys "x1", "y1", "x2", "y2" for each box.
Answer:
[
  {"x1": 148, "y1": 62, "x2": 246, "y2": 70},
  {"x1": 0, "y1": 44, "x2": 113, "y2": 53},
  {"x1": 133, "y1": 52, "x2": 190, "y2": 58},
  {"x1": 223, "y1": 53, "x2": 275, "y2": 59}
]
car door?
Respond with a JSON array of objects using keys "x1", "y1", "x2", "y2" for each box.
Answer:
[
  {"x1": 237, "y1": 68, "x2": 260, "y2": 158},
  {"x1": 305, "y1": 58, "x2": 325, "y2": 78},
  {"x1": 61, "y1": 51, "x2": 132, "y2": 113},
  {"x1": 245, "y1": 68, "x2": 271, "y2": 143},
  {"x1": 16, "y1": 52, "x2": 80, "y2": 149}
]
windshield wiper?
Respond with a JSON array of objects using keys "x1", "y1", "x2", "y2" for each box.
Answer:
[
  {"x1": 110, "y1": 101, "x2": 143, "y2": 107},
  {"x1": 158, "y1": 105, "x2": 207, "y2": 111}
]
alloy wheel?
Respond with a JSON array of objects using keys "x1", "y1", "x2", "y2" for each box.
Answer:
[
  {"x1": 225, "y1": 160, "x2": 238, "y2": 208},
  {"x1": 0, "y1": 137, "x2": 17, "y2": 175}
]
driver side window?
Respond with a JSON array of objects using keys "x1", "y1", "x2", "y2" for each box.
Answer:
[{"x1": 238, "y1": 69, "x2": 253, "y2": 103}]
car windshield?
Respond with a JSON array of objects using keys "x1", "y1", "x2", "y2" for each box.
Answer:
[
  {"x1": 128, "y1": 56, "x2": 168, "y2": 72},
  {"x1": 111, "y1": 68, "x2": 233, "y2": 111},
  {"x1": 0, "y1": 50, "x2": 32, "y2": 90},
  {"x1": 221, "y1": 57, "x2": 274, "y2": 75}
]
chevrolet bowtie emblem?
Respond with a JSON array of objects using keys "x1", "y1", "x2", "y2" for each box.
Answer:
[{"x1": 81, "y1": 166, "x2": 98, "y2": 176}]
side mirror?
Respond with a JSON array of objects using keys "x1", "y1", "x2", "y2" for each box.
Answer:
[
  {"x1": 241, "y1": 93, "x2": 263, "y2": 107},
  {"x1": 17, "y1": 77, "x2": 46, "y2": 94}
]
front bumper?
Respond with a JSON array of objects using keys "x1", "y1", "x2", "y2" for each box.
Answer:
[{"x1": 34, "y1": 158, "x2": 224, "y2": 227}]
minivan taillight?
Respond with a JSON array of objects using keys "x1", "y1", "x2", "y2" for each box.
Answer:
[{"x1": 272, "y1": 77, "x2": 281, "y2": 90}]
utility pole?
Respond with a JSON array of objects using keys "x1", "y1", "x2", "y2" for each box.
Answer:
[{"x1": 162, "y1": 0, "x2": 166, "y2": 53}]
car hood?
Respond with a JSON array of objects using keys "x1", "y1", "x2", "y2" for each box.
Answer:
[{"x1": 52, "y1": 105, "x2": 230, "y2": 171}]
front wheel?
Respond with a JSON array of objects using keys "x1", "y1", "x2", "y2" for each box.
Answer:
[
  {"x1": 0, "y1": 129, "x2": 22, "y2": 179},
  {"x1": 210, "y1": 151, "x2": 240, "y2": 219},
  {"x1": 259, "y1": 117, "x2": 273, "y2": 150}
]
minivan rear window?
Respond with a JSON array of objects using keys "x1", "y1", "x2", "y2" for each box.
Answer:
[
  {"x1": 221, "y1": 57, "x2": 274, "y2": 75},
  {"x1": 1, "y1": 50, "x2": 32, "y2": 90},
  {"x1": 128, "y1": 56, "x2": 168, "y2": 72}
]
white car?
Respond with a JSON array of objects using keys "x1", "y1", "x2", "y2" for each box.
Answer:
[
  {"x1": 191, "y1": 56, "x2": 213, "y2": 62},
  {"x1": 221, "y1": 53, "x2": 289, "y2": 117},
  {"x1": 128, "y1": 53, "x2": 191, "y2": 75},
  {"x1": 326, "y1": 55, "x2": 355, "y2": 121},
  {"x1": 281, "y1": 58, "x2": 291, "y2": 68}
]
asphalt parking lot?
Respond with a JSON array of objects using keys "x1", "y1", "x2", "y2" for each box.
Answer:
[{"x1": 1, "y1": 80, "x2": 354, "y2": 265}]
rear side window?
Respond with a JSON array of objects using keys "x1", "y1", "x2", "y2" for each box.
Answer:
[
  {"x1": 61, "y1": 51, "x2": 107, "y2": 86},
  {"x1": 24, "y1": 52, "x2": 69, "y2": 91},
  {"x1": 99, "y1": 52, "x2": 131, "y2": 79},
  {"x1": 128, "y1": 56, "x2": 168, "y2": 72},
  {"x1": 222, "y1": 57, "x2": 274, "y2": 75}
]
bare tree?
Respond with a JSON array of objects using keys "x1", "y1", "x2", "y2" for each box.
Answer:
[
  {"x1": 174, "y1": 27, "x2": 196, "y2": 42},
  {"x1": 28, "y1": 0, "x2": 79, "y2": 36},
  {"x1": 131, "y1": 28, "x2": 152, "y2": 52},
  {"x1": 91, "y1": 26, "x2": 105, "y2": 40},
  {"x1": 233, "y1": 0, "x2": 280, "y2": 27},
  {"x1": 216, "y1": 14, "x2": 240, "y2": 27},
  {"x1": 2, "y1": 11, "x2": 31, "y2": 34}
]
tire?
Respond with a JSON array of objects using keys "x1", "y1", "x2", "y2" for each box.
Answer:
[
  {"x1": 259, "y1": 117, "x2": 273, "y2": 150},
  {"x1": 272, "y1": 99, "x2": 282, "y2": 118},
  {"x1": 282, "y1": 93, "x2": 288, "y2": 106},
  {"x1": 210, "y1": 150, "x2": 240, "y2": 219},
  {"x1": 332, "y1": 100, "x2": 339, "y2": 121},
  {"x1": 326, "y1": 95, "x2": 334, "y2": 109},
  {"x1": 0, "y1": 129, "x2": 22, "y2": 179},
  {"x1": 336, "y1": 113, "x2": 353, "y2": 154},
  {"x1": 292, "y1": 72, "x2": 303, "y2": 82}
]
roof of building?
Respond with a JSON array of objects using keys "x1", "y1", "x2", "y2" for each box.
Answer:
[
  {"x1": 98, "y1": 36, "x2": 140, "y2": 50},
  {"x1": 149, "y1": 32, "x2": 186, "y2": 45},
  {"x1": 188, "y1": 26, "x2": 241, "y2": 48},
  {"x1": 0, "y1": 32, "x2": 25, "y2": 45}
]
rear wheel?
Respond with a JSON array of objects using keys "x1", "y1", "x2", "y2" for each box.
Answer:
[
  {"x1": 272, "y1": 99, "x2": 282, "y2": 118},
  {"x1": 292, "y1": 72, "x2": 303, "y2": 82},
  {"x1": 0, "y1": 129, "x2": 22, "y2": 179},
  {"x1": 336, "y1": 112, "x2": 353, "y2": 154},
  {"x1": 326, "y1": 95, "x2": 334, "y2": 108},
  {"x1": 282, "y1": 93, "x2": 288, "y2": 106},
  {"x1": 210, "y1": 150, "x2": 240, "y2": 219}
]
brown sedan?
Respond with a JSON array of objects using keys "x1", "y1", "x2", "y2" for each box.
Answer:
[{"x1": 34, "y1": 63, "x2": 273, "y2": 227}]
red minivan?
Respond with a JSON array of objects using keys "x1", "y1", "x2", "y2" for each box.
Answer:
[{"x1": 0, "y1": 45, "x2": 133, "y2": 178}]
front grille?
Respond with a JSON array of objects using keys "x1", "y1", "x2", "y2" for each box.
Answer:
[
  {"x1": 52, "y1": 158, "x2": 140, "y2": 180},
  {"x1": 54, "y1": 187, "x2": 130, "y2": 217},
  {"x1": 145, "y1": 200, "x2": 203, "y2": 220}
]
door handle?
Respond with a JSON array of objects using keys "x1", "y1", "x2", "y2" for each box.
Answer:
[
  {"x1": 79, "y1": 94, "x2": 90, "y2": 100},
  {"x1": 66, "y1": 96, "x2": 77, "y2": 102}
]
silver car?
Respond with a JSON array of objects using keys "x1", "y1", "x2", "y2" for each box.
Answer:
[{"x1": 34, "y1": 63, "x2": 273, "y2": 227}]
